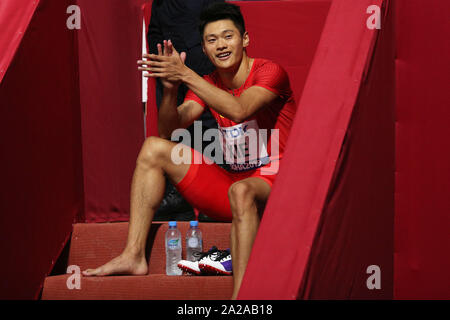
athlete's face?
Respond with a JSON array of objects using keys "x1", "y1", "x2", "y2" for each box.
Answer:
[{"x1": 202, "y1": 19, "x2": 249, "y2": 70}]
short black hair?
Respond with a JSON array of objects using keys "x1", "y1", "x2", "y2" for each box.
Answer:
[{"x1": 199, "y1": 3, "x2": 246, "y2": 38}]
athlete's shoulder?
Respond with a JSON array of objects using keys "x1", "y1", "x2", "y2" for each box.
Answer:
[
  {"x1": 251, "y1": 58, "x2": 290, "y2": 86},
  {"x1": 251, "y1": 58, "x2": 289, "y2": 86},
  {"x1": 252, "y1": 58, "x2": 287, "y2": 74}
]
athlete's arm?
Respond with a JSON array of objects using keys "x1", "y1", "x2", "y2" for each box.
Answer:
[
  {"x1": 140, "y1": 41, "x2": 204, "y2": 139},
  {"x1": 158, "y1": 87, "x2": 204, "y2": 139},
  {"x1": 182, "y1": 70, "x2": 278, "y2": 123},
  {"x1": 144, "y1": 41, "x2": 279, "y2": 123}
]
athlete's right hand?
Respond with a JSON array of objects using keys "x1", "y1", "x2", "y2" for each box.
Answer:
[{"x1": 138, "y1": 40, "x2": 186, "y2": 90}]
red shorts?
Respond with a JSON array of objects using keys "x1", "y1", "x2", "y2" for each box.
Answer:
[{"x1": 175, "y1": 149, "x2": 278, "y2": 222}]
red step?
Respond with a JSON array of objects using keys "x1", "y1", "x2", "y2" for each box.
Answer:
[{"x1": 42, "y1": 221, "x2": 233, "y2": 300}]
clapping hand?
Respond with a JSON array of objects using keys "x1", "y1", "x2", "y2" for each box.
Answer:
[{"x1": 138, "y1": 40, "x2": 187, "y2": 89}]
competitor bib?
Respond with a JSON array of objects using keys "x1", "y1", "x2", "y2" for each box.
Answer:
[{"x1": 218, "y1": 119, "x2": 270, "y2": 172}]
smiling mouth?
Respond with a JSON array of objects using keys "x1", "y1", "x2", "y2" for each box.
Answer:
[{"x1": 216, "y1": 52, "x2": 231, "y2": 60}]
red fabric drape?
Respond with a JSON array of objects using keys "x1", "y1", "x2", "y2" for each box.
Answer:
[
  {"x1": 77, "y1": 0, "x2": 150, "y2": 222},
  {"x1": 239, "y1": 0, "x2": 394, "y2": 299},
  {"x1": 298, "y1": 0, "x2": 395, "y2": 299},
  {"x1": 0, "y1": 0, "x2": 39, "y2": 83},
  {"x1": 0, "y1": 0, "x2": 83, "y2": 299},
  {"x1": 394, "y1": 0, "x2": 450, "y2": 299}
]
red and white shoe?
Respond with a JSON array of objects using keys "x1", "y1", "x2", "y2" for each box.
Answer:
[
  {"x1": 198, "y1": 249, "x2": 232, "y2": 275},
  {"x1": 177, "y1": 246, "x2": 220, "y2": 275}
]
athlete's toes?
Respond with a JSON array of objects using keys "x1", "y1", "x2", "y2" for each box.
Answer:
[{"x1": 82, "y1": 268, "x2": 102, "y2": 277}]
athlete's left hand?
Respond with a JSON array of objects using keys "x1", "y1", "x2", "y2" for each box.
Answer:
[{"x1": 138, "y1": 40, "x2": 187, "y2": 83}]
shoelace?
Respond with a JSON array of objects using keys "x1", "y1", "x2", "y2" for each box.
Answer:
[
  {"x1": 192, "y1": 246, "x2": 219, "y2": 261},
  {"x1": 214, "y1": 249, "x2": 231, "y2": 262}
]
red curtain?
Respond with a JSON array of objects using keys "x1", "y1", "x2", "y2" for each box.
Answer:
[
  {"x1": 239, "y1": 0, "x2": 394, "y2": 299},
  {"x1": 298, "y1": 0, "x2": 395, "y2": 298},
  {"x1": 394, "y1": 0, "x2": 450, "y2": 299},
  {"x1": 77, "y1": 0, "x2": 150, "y2": 222},
  {"x1": 0, "y1": 0, "x2": 39, "y2": 83},
  {"x1": 0, "y1": 0, "x2": 84, "y2": 299}
]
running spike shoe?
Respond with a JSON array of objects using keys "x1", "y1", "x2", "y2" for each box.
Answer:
[
  {"x1": 177, "y1": 246, "x2": 220, "y2": 275},
  {"x1": 198, "y1": 248, "x2": 232, "y2": 275}
]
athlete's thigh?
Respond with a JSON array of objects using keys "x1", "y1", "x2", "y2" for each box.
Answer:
[{"x1": 174, "y1": 149, "x2": 235, "y2": 222}]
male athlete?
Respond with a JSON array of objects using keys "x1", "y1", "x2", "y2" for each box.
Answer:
[{"x1": 83, "y1": 3, "x2": 296, "y2": 300}]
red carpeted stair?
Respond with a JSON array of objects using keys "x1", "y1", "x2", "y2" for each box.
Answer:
[{"x1": 41, "y1": 221, "x2": 233, "y2": 300}]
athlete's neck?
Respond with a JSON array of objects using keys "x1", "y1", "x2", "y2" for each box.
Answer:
[{"x1": 217, "y1": 54, "x2": 253, "y2": 90}]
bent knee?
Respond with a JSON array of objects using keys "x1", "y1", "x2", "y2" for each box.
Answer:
[
  {"x1": 228, "y1": 181, "x2": 253, "y2": 200},
  {"x1": 228, "y1": 182, "x2": 256, "y2": 218},
  {"x1": 137, "y1": 136, "x2": 171, "y2": 167}
]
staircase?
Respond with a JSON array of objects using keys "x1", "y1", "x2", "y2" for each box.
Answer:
[{"x1": 41, "y1": 221, "x2": 233, "y2": 300}]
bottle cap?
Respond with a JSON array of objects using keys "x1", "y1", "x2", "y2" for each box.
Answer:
[
  {"x1": 190, "y1": 220, "x2": 198, "y2": 227},
  {"x1": 168, "y1": 221, "x2": 177, "y2": 227}
]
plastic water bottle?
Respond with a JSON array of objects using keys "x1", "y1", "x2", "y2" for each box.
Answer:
[
  {"x1": 186, "y1": 220, "x2": 203, "y2": 262},
  {"x1": 165, "y1": 221, "x2": 182, "y2": 276}
]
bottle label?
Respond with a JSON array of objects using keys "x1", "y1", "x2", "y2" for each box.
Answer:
[
  {"x1": 167, "y1": 239, "x2": 180, "y2": 249},
  {"x1": 187, "y1": 238, "x2": 199, "y2": 248}
]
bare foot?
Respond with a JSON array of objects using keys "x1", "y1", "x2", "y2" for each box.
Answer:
[{"x1": 82, "y1": 252, "x2": 148, "y2": 277}]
